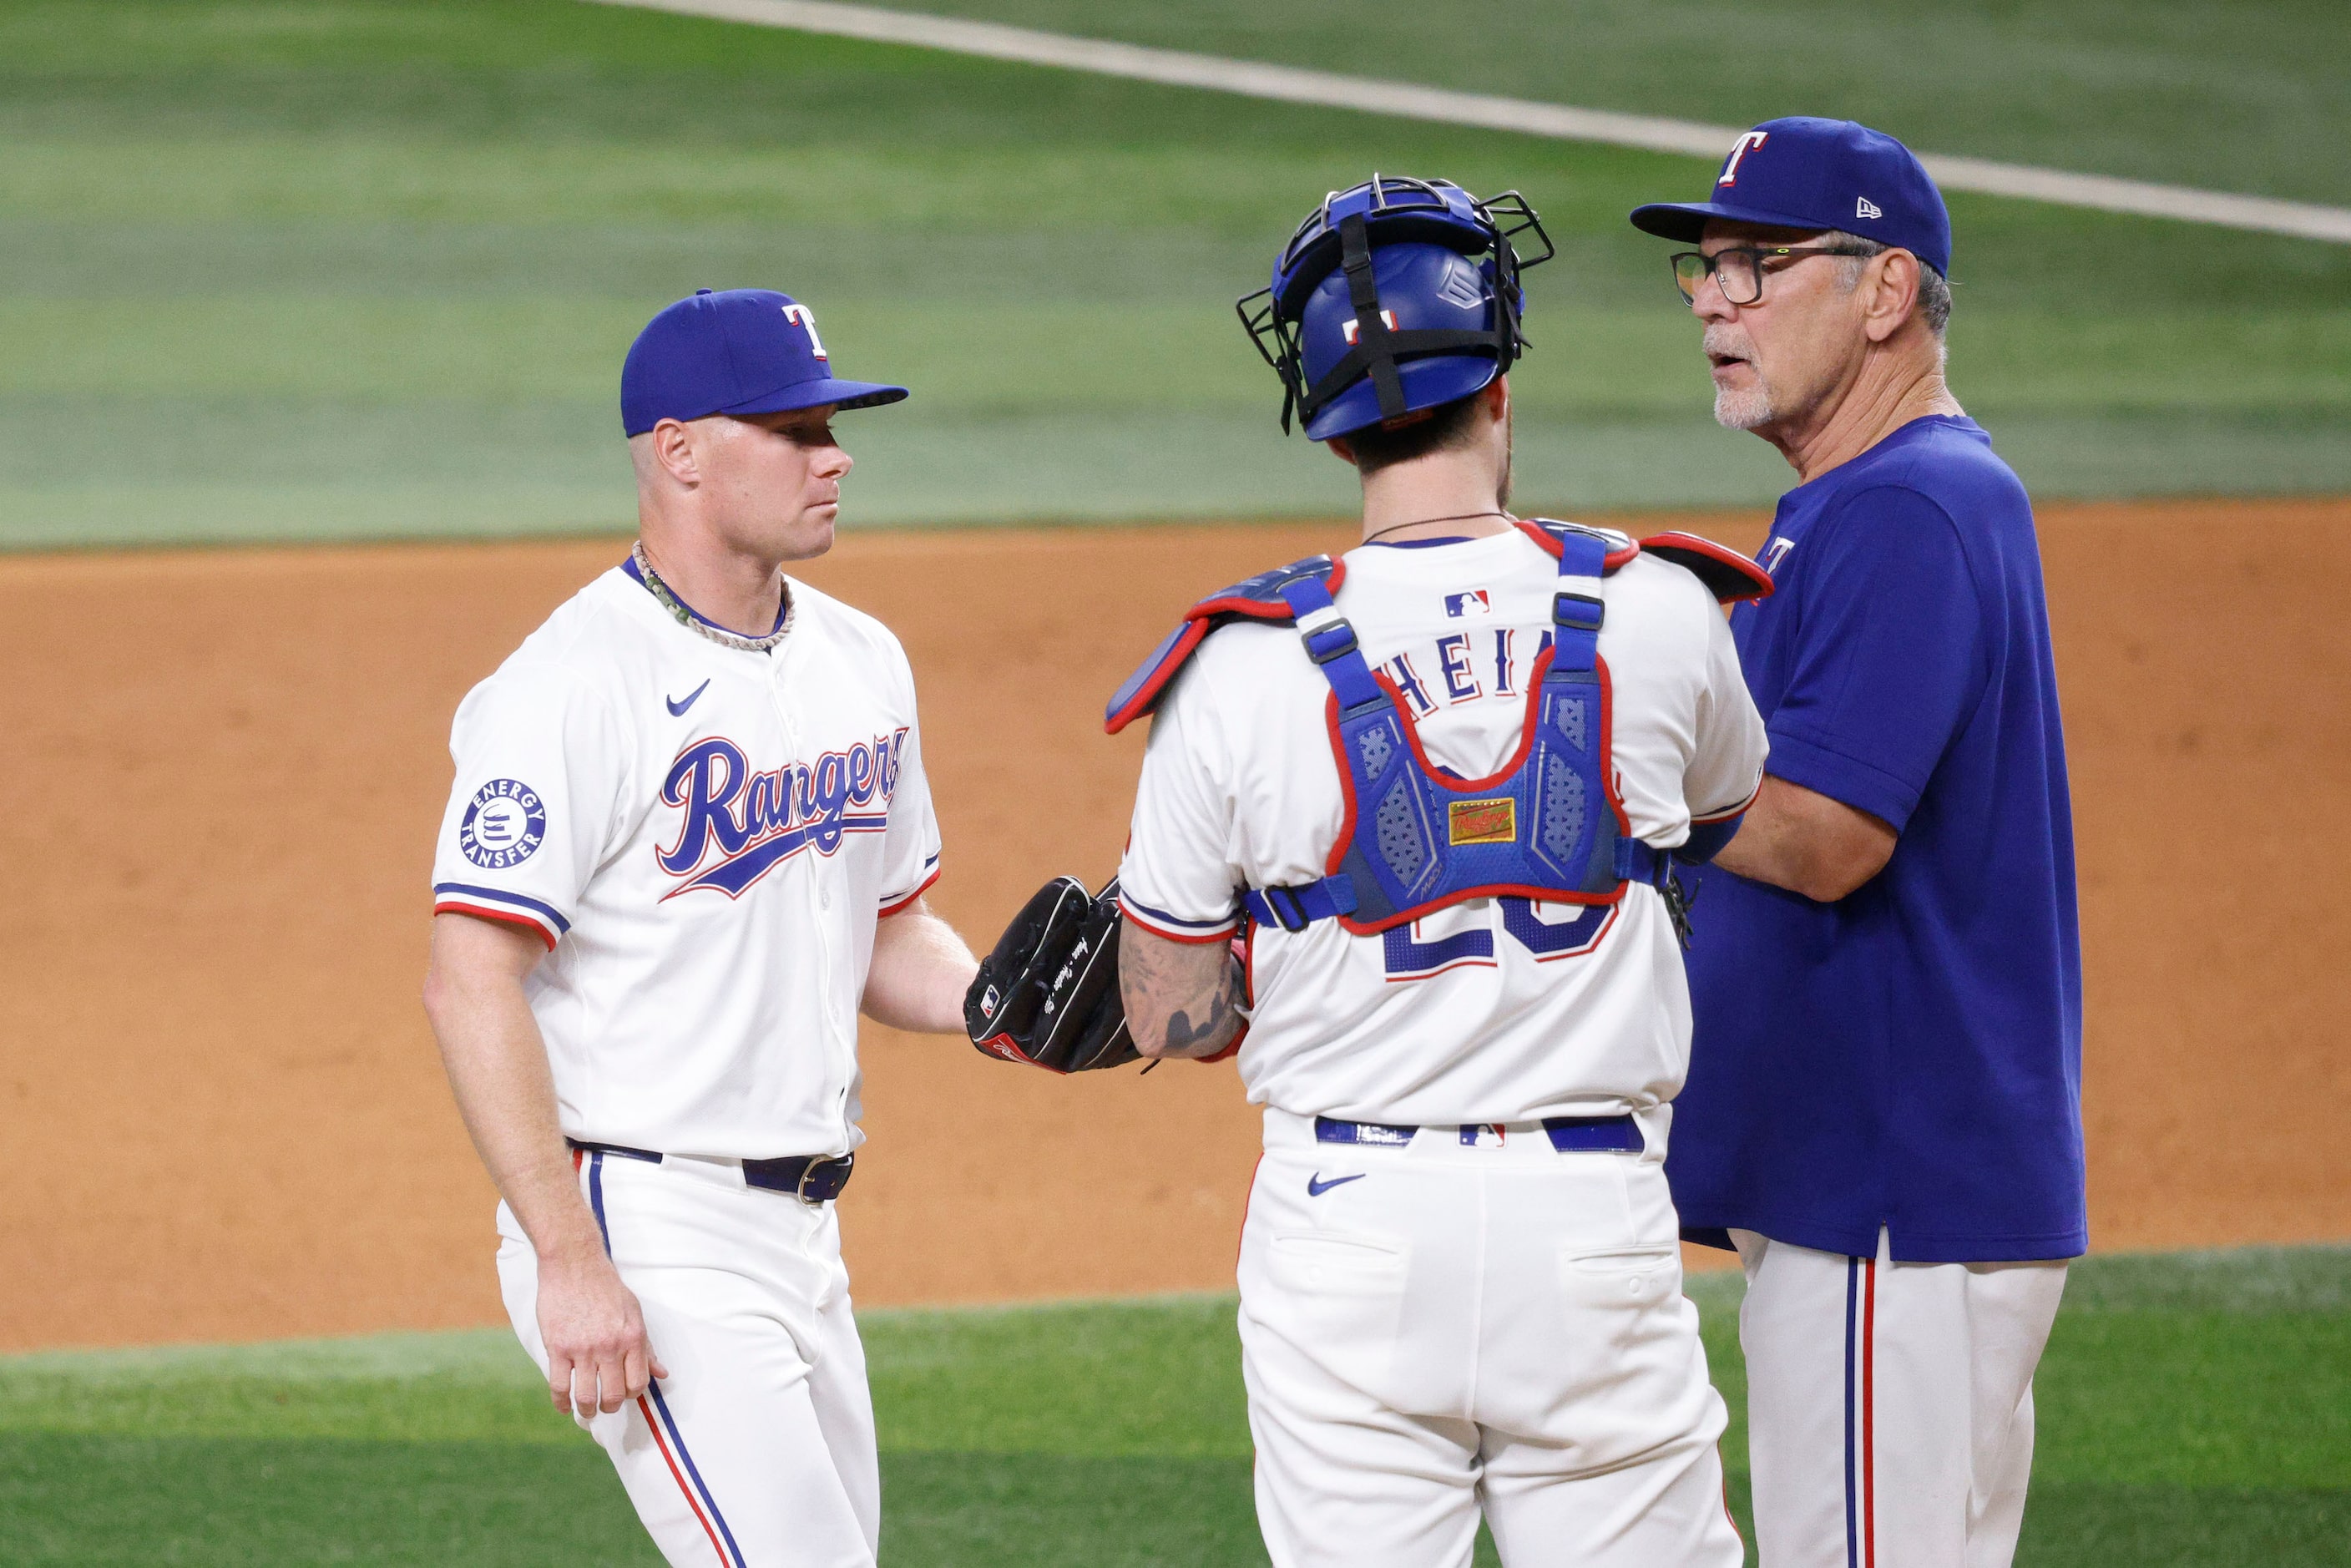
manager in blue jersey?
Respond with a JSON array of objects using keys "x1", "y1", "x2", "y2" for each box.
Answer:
[{"x1": 1629, "y1": 119, "x2": 2084, "y2": 1568}]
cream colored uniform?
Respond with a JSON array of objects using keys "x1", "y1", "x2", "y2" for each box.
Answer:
[
  {"x1": 1120, "y1": 527, "x2": 1767, "y2": 1568},
  {"x1": 432, "y1": 562, "x2": 941, "y2": 1568}
]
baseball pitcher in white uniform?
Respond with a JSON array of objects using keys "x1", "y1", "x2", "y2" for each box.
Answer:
[
  {"x1": 422, "y1": 288, "x2": 980, "y2": 1568},
  {"x1": 1101, "y1": 179, "x2": 1774, "y2": 1566}
]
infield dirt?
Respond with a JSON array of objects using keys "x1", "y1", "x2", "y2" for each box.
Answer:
[{"x1": 3, "y1": 500, "x2": 2346, "y2": 1350}]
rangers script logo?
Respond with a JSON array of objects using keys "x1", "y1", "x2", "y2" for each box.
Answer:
[{"x1": 656, "y1": 730, "x2": 907, "y2": 898}]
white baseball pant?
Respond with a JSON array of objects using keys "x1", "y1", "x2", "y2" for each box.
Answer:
[
  {"x1": 1729, "y1": 1227, "x2": 2069, "y2": 1568},
  {"x1": 1238, "y1": 1107, "x2": 1745, "y2": 1568},
  {"x1": 496, "y1": 1146, "x2": 880, "y2": 1568}
]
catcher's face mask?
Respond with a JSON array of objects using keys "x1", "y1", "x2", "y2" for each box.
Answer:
[{"x1": 1237, "y1": 174, "x2": 1553, "y2": 442}]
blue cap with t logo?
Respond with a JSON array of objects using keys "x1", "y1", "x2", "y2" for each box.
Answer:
[
  {"x1": 1629, "y1": 118, "x2": 1951, "y2": 277},
  {"x1": 619, "y1": 288, "x2": 908, "y2": 438}
]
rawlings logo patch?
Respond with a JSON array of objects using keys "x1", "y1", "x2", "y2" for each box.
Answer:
[
  {"x1": 1448, "y1": 798, "x2": 1515, "y2": 846},
  {"x1": 978, "y1": 1034, "x2": 1032, "y2": 1065}
]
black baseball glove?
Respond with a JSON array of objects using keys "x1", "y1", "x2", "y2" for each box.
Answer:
[{"x1": 965, "y1": 875, "x2": 1138, "y2": 1074}]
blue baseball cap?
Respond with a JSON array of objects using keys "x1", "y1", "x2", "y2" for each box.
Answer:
[
  {"x1": 620, "y1": 288, "x2": 908, "y2": 438},
  {"x1": 1630, "y1": 118, "x2": 1951, "y2": 277}
]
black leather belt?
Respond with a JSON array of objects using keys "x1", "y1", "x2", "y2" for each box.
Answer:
[{"x1": 566, "y1": 1139, "x2": 856, "y2": 1202}]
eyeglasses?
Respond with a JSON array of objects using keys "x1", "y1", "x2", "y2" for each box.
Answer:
[{"x1": 1668, "y1": 245, "x2": 1872, "y2": 306}]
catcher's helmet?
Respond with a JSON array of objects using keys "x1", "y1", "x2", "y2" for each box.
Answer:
[{"x1": 1239, "y1": 175, "x2": 1553, "y2": 441}]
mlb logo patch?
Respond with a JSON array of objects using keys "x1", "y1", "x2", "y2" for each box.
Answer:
[
  {"x1": 1448, "y1": 797, "x2": 1515, "y2": 846},
  {"x1": 1444, "y1": 589, "x2": 1491, "y2": 618}
]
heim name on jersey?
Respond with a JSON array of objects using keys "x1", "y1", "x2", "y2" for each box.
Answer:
[
  {"x1": 432, "y1": 565, "x2": 943, "y2": 1161},
  {"x1": 1119, "y1": 528, "x2": 1767, "y2": 1130}
]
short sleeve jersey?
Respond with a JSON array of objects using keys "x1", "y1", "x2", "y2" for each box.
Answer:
[
  {"x1": 431, "y1": 564, "x2": 942, "y2": 1160},
  {"x1": 1672, "y1": 416, "x2": 2086, "y2": 1263},
  {"x1": 1119, "y1": 529, "x2": 1767, "y2": 1125}
]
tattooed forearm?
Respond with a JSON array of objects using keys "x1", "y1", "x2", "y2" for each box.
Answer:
[
  {"x1": 1120, "y1": 918, "x2": 1243, "y2": 1060},
  {"x1": 1162, "y1": 968, "x2": 1236, "y2": 1054}
]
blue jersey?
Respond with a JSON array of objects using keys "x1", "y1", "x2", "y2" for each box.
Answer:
[{"x1": 1671, "y1": 416, "x2": 2085, "y2": 1263}]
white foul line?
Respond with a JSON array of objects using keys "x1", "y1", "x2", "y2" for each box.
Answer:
[{"x1": 583, "y1": 0, "x2": 2351, "y2": 246}]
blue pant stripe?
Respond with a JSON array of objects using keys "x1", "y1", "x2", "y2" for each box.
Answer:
[
  {"x1": 587, "y1": 1150, "x2": 612, "y2": 1247},
  {"x1": 648, "y1": 1380, "x2": 749, "y2": 1568},
  {"x1": 582, "y1": 1150, "x2": 749, "y2": 1568},
  {"x1": 1843, "y1": 1255, "x2": 1861, "y2": 1568}
]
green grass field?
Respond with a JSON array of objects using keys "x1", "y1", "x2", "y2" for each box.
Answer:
[
  {"x1": 3, "y1": 0, "x2": 2347, "y2": 549},
  {"x1": 3, "y1": 1247, "x2": 2345, "y2": 1565},
  {"x1": 876, "y1": 0, "x2": 2351, "y2": 208}
]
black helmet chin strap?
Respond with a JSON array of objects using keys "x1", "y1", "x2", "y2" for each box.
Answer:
[
  {"x1": 1295, "y1": 212, "x2": 1515, "y2": 432},
  {"x1": 1339, "y1": 214, "x2": 1409, "y2": 424}
]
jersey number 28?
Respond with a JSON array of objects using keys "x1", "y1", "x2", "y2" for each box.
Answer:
[{"x1": 1382, "y1": 898, "x2": 1613, "y2": 981}]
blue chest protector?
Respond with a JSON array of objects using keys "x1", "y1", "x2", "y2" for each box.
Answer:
[{"x1": 1105, "y1": 522, "x2": 1763, "y2": 937}]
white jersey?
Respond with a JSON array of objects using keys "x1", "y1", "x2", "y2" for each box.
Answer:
[
  {"x1": 431, "y1": 562, "x2": 942, "y2": 1160},
  {"x1": 1118, "y1": 528, "x2": 1766, "y2": 1126}
]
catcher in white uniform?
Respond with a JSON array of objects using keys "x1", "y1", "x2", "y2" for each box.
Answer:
[
  {"x1": 1110, "y1": 178, "x2": 1771, "y2": 1567},
  {"x1": 962, "y1": 179, "x2": 1780, "y2": 1565},
  {"x1": 422, "y1": 287, "x2": 979, "y2": 1568}
]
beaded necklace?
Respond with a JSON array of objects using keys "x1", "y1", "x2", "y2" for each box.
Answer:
[{"x1": 630, "y1": 540, "x2": 793, "y2": 654}]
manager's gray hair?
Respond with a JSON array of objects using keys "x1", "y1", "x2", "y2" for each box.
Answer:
[{"x1": 1822, "y1": 230, "x2": 1951, "y2": 336}]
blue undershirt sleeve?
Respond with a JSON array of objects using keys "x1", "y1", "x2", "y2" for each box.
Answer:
[
  {"x1": 1765, "y1": 487, "x2": 1986, "y2": 833},
  {"x1": 1676, "y1": 814, "x2": 1745, "y2": 864}
]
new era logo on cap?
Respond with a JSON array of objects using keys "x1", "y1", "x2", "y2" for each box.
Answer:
[{"x1": 1857, "y1": 196, "x2": 1883, "y2": 220}]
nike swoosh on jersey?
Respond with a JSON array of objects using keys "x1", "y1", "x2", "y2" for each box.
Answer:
[
  {"x1": 1307, "y1": 1172, "x2": 1367, "y2": 1197},
  {"x1": 665, "y1": 679, "x2": 711, "y2": 716}
]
